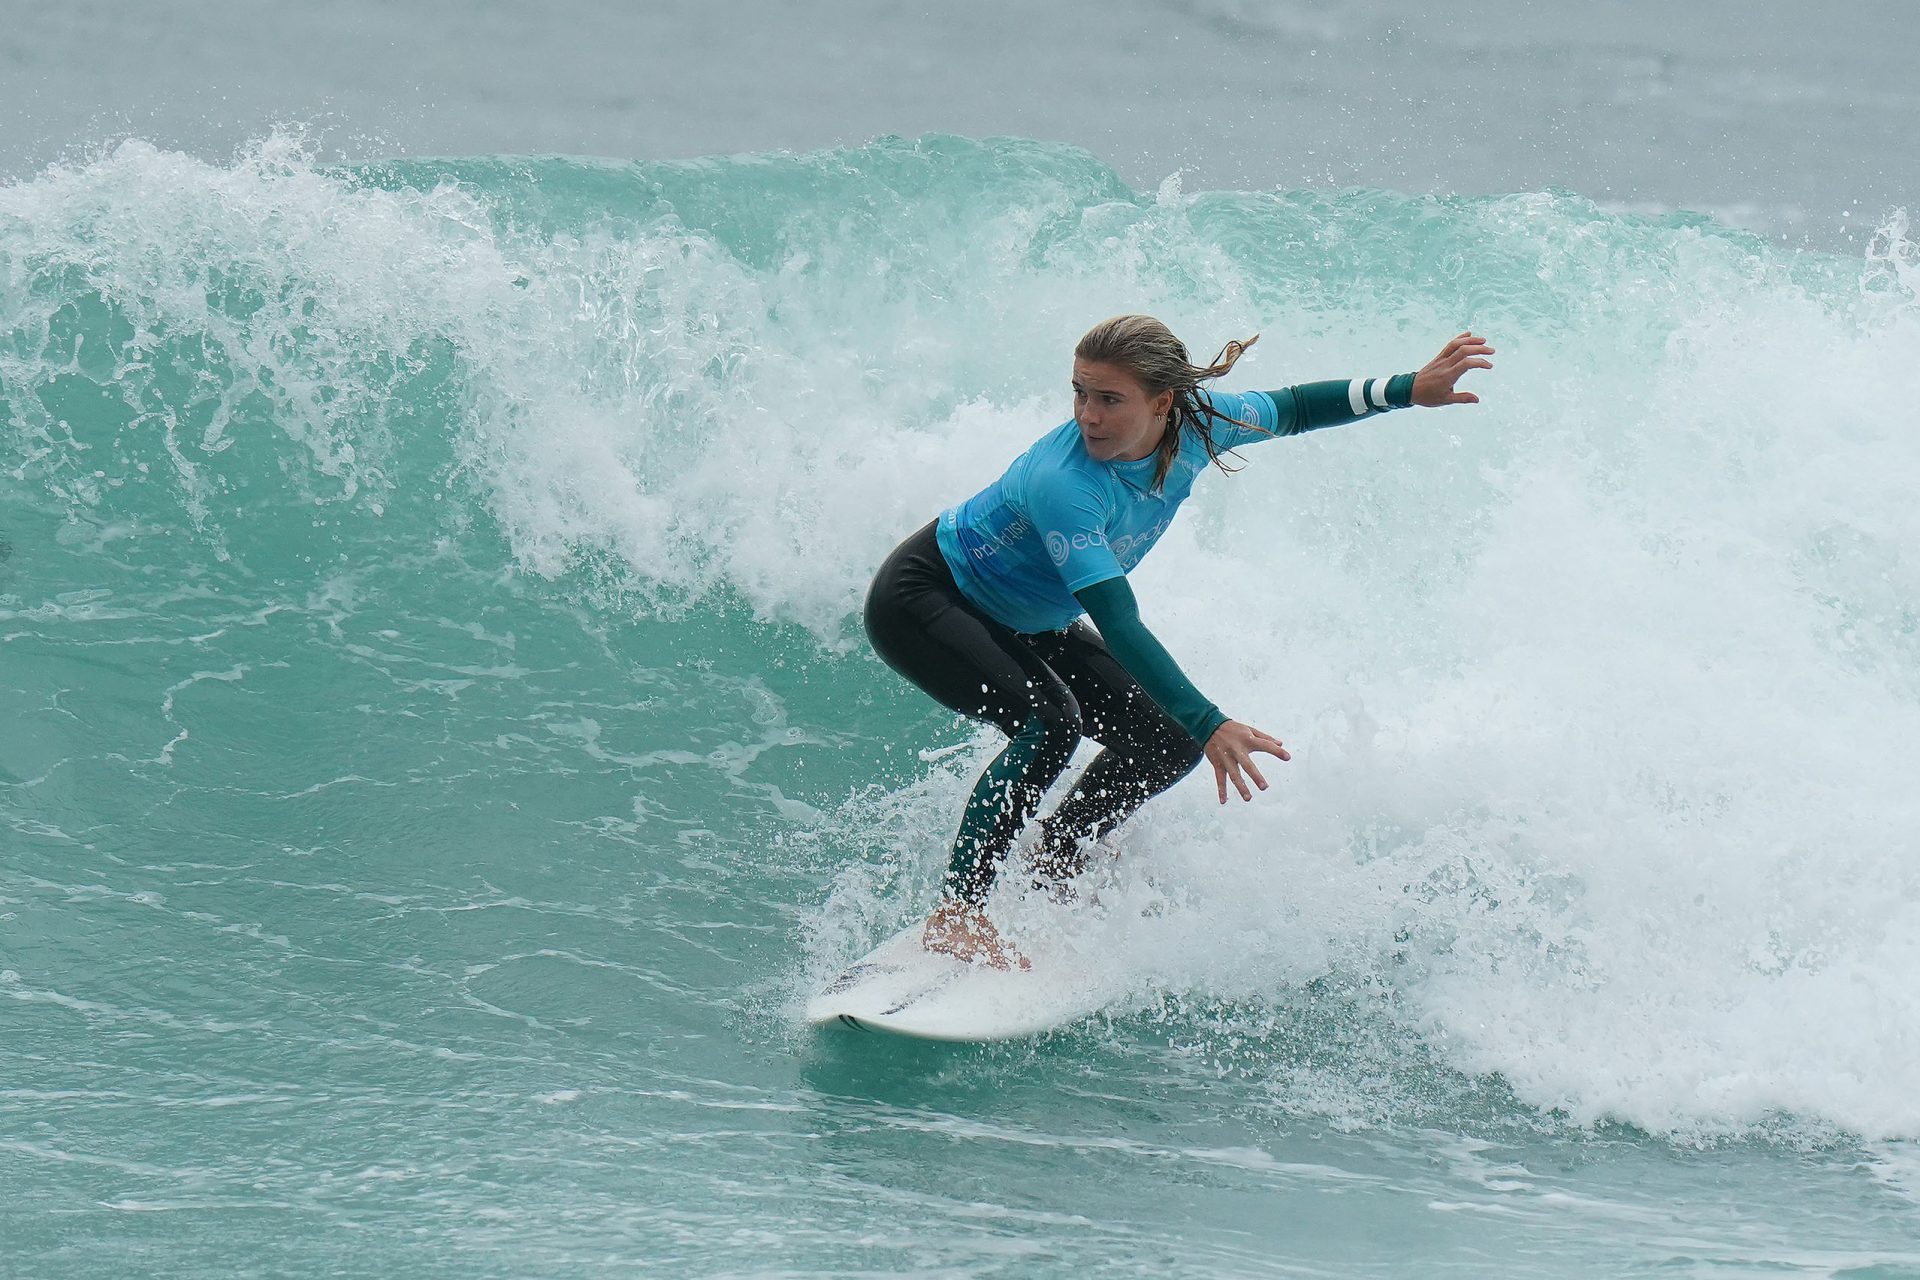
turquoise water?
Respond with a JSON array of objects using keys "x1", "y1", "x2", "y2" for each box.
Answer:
[{"x1": 5, "y1": 133, "x2": 1920, "y2": 1275}]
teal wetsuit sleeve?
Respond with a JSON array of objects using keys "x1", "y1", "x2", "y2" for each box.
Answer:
[
  {"x1": 1268, "y1": 373, "x2": 1417, "y2": 434},
  {"x1": 1073, "y1": 576, "x2": 1227, "y2": 745},
  {"x1": 1204, "y1": 376, "x2": 1417, "y2": 449}
]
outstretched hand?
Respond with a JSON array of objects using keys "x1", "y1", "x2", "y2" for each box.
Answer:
[
  {"x1": 1412, "y1": 332, "x2": 1495, "y2": 406},
  {"x1": 1203, "y1": 719, "x2": 1292, "y2": 805}
]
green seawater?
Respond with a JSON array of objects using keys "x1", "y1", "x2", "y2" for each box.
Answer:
[{"x1": 5, "y1": 134, "x2": 1920, "y2": 1275}]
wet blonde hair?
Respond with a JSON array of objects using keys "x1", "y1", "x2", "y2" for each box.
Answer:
[{"x1": 1074, "y1": 314, "x2": 1260, "y2": 493}]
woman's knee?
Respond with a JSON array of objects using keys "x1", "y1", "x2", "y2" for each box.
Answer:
[{"x1": 1017, "y1": 691, "x2": 1086, "y2": 758}]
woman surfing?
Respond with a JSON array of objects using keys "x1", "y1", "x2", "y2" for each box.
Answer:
[{"x1": 863, "y1": 316, "x2": 1493, "y2": 968}]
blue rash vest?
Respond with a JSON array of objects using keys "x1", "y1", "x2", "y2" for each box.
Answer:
[{"x1": 937, "y1": 383, "x2": 1410, "y2": 634}]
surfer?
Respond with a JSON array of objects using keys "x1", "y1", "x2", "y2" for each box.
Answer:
[{"x1": 864, "y1": 316, "x2": 1492, "y2": 968}]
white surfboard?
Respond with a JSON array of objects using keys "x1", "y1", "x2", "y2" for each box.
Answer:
[{"x1": 805, "y1": 922, "x2": 1107, "y2": 1042}]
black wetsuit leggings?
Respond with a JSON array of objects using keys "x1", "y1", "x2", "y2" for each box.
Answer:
[{"x1": 864, "y1": 521, "x2": 1205, "y2": 904}]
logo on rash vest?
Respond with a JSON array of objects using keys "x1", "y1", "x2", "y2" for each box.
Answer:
[
  {"x1": 1109, "y1": 513, "x2": 1175, "y2": 566},
  {"x1": 1047, "y1": 530, "x2": 1108, "y2": 566},
  {"x1": 1239, "y1": 403, "x2": 1259, "y2": 426}
]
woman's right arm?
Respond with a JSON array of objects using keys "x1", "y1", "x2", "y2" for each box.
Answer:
[
  {"x1": 1074, "y1": 576, "x2": 1291, "y2": 803},
  {"x1": 1073, "y1": 575, "x2": 1225, "y2": 745}
]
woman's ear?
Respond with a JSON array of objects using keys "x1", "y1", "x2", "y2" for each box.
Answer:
[{"x1": 1154, "y1": 389, "x2": 1175, "y2": 420}]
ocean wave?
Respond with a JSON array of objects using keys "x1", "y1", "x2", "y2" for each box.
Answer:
[{"x1": 6, "y1": 130, "x2": 1920, "y2": 1140}]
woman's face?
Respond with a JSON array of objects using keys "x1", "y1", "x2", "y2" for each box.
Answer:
[{"x1": 1073, "y1": 359, "x2": 1175, "y2": 463}]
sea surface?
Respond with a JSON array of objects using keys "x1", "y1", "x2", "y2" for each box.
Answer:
[{"x1": 5, "y1": 4, "x2": 1920, "y2": 1277}]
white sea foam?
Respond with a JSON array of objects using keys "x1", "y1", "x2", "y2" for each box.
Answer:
[{"x1": 788, "y1": 178, "x2": 1920, "y2": 1141}]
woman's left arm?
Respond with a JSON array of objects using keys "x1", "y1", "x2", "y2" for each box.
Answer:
[{"x1": 1225, "y1": 332, "x2": 1496, "y2": 444}]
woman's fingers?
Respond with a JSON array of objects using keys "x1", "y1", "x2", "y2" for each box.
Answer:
[
  {"x1": 1440, "y1": 358, "x2": 1494, "y2": 385},
  {"x1": 1253, "y1": 730, "x2": 1291, "y2": 760},
  {"x1": 1212, "y1": 757, "x2": 1251, "y2": 804},
  {"x1": 1433, "y1": 339, "x2": 1494, "y2": 370},
  {"x1": 1215, "y1": 751, "x2": 1268, "y2": 803},
  {"x1": 1207, "y1": 721, "x2": 1293, "y2": 803},
  {"x1": 1440, "y1": 352, "x2": 1494, "y2": 375}
]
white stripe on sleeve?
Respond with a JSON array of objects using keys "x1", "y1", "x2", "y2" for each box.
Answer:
[
  {"x1": 1369, "y1": 378, "x2": 1390, "y2": 409},
  {"x1": 1348, "y1": 379, "x2": 1367, "y2": 416}
]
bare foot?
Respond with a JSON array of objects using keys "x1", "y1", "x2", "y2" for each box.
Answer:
[{"x1": 922, "y1": 900, "x2": 1032, "y2": 971}]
